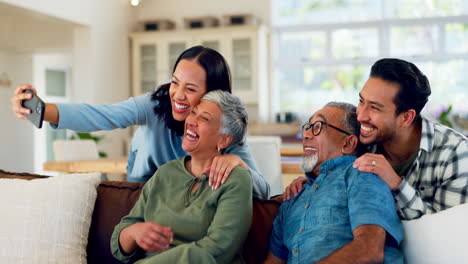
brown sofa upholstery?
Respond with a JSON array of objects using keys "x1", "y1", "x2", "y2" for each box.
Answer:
[{"x1": 0, "y1": 169, "x2": 282, "y2": 264}]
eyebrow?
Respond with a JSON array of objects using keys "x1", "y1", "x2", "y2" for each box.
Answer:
[
  {"x1": 200, "y1": 111, "x2": 213, "y2": 118},
  {"x1": 359, "y1": 93, "x2": 385, "y2": 108},
  {"x1": 172, "y1": 74, "x2": 201, "y2": 88},
  {"x1": 193, "y1": 107, "x2": 213, "y2": 118},
  {"x1": 309, "y1": 113, "x2": 328, "y2": 123}
]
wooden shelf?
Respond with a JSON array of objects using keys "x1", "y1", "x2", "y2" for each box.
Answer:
[{"x1": 249, "y1": 121, "x2": 301, "y2": 136}]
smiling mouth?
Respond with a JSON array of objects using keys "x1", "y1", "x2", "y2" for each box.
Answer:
[
  {"x1": 360, "y1": 123, "x2": 375, "y2": 135},
  {"x1": 303, "y1": 146, "x2": 317, "y2": 154},
  {"x1": 174, "y1": 102, "x2": 189, "y2": 113},
  {"x1": 185, "y1": 129, "x2": 199, "y2": 141}
]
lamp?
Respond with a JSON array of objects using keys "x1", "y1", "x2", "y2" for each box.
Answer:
[
  {"x1": 130, "y1": 0, "x2": 142, "y2": 6},
  {"x1": 0, "y1": 72, "x2": 11, "y2": 88}
]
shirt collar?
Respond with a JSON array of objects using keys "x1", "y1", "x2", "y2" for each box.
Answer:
[
  {"x1": 419, "y1": 115, "x2": 434, "y2": 153},
  {"x1": 306, "y1": 155, "x2": 356, "y2": 181}
]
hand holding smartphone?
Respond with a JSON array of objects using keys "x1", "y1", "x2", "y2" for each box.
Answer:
[{"x1": 21, "y1": 90, "x2": 45, "y2": 128}]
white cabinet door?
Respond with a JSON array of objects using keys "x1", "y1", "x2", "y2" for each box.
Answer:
[{"x1": 130, "y1": 26, "x2": 267, "y2": 111}]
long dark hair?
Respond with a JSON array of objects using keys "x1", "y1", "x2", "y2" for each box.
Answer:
[{"x1": 151, "y1": 46, "x2": 232, "y2": 135}]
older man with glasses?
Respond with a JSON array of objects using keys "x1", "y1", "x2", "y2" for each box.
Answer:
[{"x1": 263, "y1": 102, "x2": 403, "y2": 264}]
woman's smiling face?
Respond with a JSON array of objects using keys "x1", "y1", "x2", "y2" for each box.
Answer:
[
  {"x1": 182, "y1": 101, "x2": 224, "y2": 156},
  {"x1": 169, "y1": 59, "x2": 207, "y2": 121}
]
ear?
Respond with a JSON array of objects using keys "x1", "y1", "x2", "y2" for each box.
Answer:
[
  {"x1": 398, "y1": 109, "x2": 417, "y2": 128},
  {"x1": 217, "y1": 134, "x2": 233, "y2": 151},
  {"x1": 341, "y1": 135, "x2": 358, "y2": 155}
]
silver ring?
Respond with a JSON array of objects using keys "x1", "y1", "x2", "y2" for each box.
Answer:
[{"x1": 371, "y1": 160, "x2": 376, "y2": 166}]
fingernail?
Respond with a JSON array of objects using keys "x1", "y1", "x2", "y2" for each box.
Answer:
[{"x1": 352, "y1": 163, "x2": 357, "y2": 168}]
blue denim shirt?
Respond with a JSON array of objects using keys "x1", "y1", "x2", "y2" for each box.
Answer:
[{"x1": 269, "y1": 156, "x2": 404, "y2": 264}]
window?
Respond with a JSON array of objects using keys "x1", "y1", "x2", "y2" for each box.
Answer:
[{"x1": 272, "y1": 0, "x2": 468, "y2": 121}]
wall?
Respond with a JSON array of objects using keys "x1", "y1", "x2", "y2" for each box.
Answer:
[
  {"x1": 0, "y1": 51, "x2": 34, "y2": 172},
  {"x1": 0, "y1": 0, "x2": 135, "y2": 173}
]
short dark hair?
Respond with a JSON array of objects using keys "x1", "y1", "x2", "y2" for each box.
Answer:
[
  {"x1": 370, "y1": 58, "x2": 431, "y2": 121},
  {"x1": 151, "y1": 46, "x2": 232, "y2": 135}
]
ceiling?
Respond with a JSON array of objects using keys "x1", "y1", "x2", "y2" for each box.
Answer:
[{"x1": 0, "y1": 2, "x2": 78, "y2": 53}]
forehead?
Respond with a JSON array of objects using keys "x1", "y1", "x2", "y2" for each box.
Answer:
[
  {"x1": 196, "y1": 101, "x2": 223, "y2": 118},
  {"x1": 173, "y1": 59, "x2": 207, "y2": 82},
  {"x1": 310, "y1": 106, "x2": 345, "y2": 124},
  {"x1": 360, "y1": 77, "x2": 399, "y2": 107}
]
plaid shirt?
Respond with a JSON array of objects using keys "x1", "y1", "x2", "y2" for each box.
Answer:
[{"x1": 372, "y1": 116, "x2": 468, "y2": 220}]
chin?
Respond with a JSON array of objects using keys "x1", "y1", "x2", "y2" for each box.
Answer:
[
  {"x1": 172, "y1": 112, "x2": 188, "y2": 121},
  {"x1": 359, "y1": 135, "x2": 375, "y2": 145}
]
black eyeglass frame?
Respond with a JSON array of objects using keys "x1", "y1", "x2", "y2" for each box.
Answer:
[{"x1": 302, "y1": 120, "x2": 352, "y2": 136}]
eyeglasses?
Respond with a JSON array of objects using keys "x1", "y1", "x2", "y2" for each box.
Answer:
[{"x1": 302, "y1": 121, "x2": 352, "y2": 136}]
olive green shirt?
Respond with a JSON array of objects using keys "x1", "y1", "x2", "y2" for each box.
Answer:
[{"x1": 111, "y1": 156, "x2": 253, "y2": 264}]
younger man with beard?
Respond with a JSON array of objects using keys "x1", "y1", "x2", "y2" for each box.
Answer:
[
  {"x1": 352, "y1": 58, "x2": 468, "y2": 220},
  {"x1": 264, "y1": 102, "x2": 403, "y2": 264}
]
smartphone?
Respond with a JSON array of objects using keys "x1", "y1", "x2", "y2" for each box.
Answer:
[{"x1": 21, "y1": 90, "x2": 45, "y2": 129}]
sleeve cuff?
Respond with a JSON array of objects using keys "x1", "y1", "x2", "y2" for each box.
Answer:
[
  {"x1": 110, "y1": 223, "x2": 140, "y2": 263},
  {"x1": 393, "y1": 178, "x2": 416, "y2": 209}
]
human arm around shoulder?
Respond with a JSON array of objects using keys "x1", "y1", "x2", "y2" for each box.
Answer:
[
  {"x1": 394, "y1": 139, "x2": 468, "y2": 220},
  {"x1": 146, "y1": 167, "x2": 253, "y2": 263}
]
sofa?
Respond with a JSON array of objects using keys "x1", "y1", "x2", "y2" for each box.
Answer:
[
  {"x1": 0, "y1": 169, "x2": 282, "y2": 264},
  {"x1": 2, "y1": 169, "x2": 468, "y2": 264}
]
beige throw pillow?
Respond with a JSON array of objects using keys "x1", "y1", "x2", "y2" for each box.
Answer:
[{"x1": 0, "y1": 173, "x2": 101, "y2": 264}]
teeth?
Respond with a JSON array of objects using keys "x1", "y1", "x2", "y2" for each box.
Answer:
[
  {"x1": 361, "y1": 124, "x2": 374, "y2": 132},
  {"x1": 175, "y1": 102, "x2": 189, "y2": 110},
  {"x1": 304, "y1": 147, "x2": 317, "y2": 151},
  {"x1": 186, "y1": 129, "x2": 198, "y2": 138}
]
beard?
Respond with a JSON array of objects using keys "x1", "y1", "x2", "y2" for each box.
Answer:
[{"x1": 301, "y1": 154, "x2": 318, "y2": 173}]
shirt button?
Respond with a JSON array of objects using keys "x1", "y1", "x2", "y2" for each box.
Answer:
[
  {"x1": 304, "y1": 204, "x2": 309, "y2": 209},
  {"x1": 314, "y1": 184, "x2": 319, "y2": 188},
  {"x1": 298, "y1": 228, "x2": 303, "y2": 232},
  {"x1": 293, "y1": 249, "x2": 298, "y2": 253}
]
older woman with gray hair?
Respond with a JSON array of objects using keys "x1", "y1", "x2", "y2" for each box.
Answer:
[{"x1": 111, "y1": 90, "x2": 252, "y2": 264}]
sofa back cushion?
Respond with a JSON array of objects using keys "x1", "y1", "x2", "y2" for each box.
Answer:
[
  {"x1": 87, "y1": 181, "x2": 144, "y2": 264},
  {"x1": 243, "y1": 196, "x2": 282, "y2": 263},
  {"x1": 0, "y1": 169, "x2": 101, "y2": 264}
]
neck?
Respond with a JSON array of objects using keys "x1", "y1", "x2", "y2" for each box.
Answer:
[
  {"x1": 186, "y1": 151, "x2": 218, "y2": 177},
  {"x1": 380, "y1": 120, "x2": 421, "y2": 166}
]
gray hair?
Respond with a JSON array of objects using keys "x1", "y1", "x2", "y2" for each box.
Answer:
[
  {"x1": 324, "y1": 102, "x2": 359, "y2": 136},
  {"x1": 201, "y1": 90, "x2": 248, "y2": 148}
]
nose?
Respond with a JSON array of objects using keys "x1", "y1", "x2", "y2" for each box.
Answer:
[
  {"x1": 356, "y1": 104, "x2": 368, "y2": 122},
  {"x1": 174, "y1": 86, "x2": 186, "y2": 100},
  {"x1": 302, "y1": 127, "x2": 313, "y2": 140}
]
